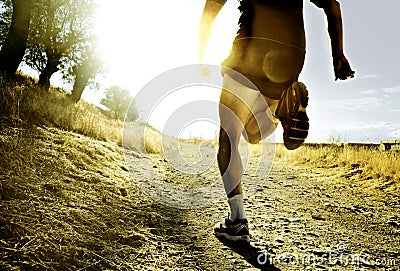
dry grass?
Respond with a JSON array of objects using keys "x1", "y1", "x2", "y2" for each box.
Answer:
[
  {"x1": 0, "y1": 74, "x2": 168, "y2": 154},
  {"x1": 0, "y1": 74, "x2": 186, "y2": 269},
  {"x1": 1, "y1": 74, "x2": 399, "y2": 269},
  {"x1": 1, "y1": 74, "x2": 122, "y2": 142},
  {"x1": 0, "y1": 126, "x2": 194, "y2": 270},
  {"x1": 274, "y1": 143, "x2": 400, "y2": 192},
  {"x1": 123, "y1": 121, "x2": 172, "y2": 154},
  {"x1": 23, "y1": 90, "x2": 123, "y2": 142}
]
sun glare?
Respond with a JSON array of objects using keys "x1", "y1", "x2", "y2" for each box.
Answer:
[
  {"x1": 95, "y1": 1, "x2": 226, "y2": 89},
  {"x1": 93, "y1": 0, "x2": 239, "y2": 139}
]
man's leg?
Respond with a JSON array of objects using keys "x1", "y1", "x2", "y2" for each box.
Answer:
[
  {"x1": 242, "y1": 94, "x2": 279, "y2": 144},
  {"x1": 218, "y1": 127, "x2": 243, "y2": 198},
  {"x1": 214, "y1": 74, "x2": 276, "y2": 241}
]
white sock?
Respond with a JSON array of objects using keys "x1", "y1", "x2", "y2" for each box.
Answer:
[{"x1": 228, "y1": 194, "x2": 246, "y2": 221}]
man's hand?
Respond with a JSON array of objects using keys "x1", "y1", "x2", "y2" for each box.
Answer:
[{"x1": 333, "y1": 54, "x2": 355, "y2": 80}]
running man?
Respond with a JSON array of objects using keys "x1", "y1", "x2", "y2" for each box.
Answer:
[{"x1": 199, "y1": 0, "x2": 355, "y2": 242}]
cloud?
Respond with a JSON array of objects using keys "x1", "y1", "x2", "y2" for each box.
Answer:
[
  {"x1": 360, "y1": 74, "x2": 379, "y2": 80},
  {"x1": 382, "y1": 85, "x2": 400, "y2": 94},
  {"x1": 349, "y1": 122, "x2": 400, "y2": 142},
  {"x1": 328, "y1": 97, "x2": 383, "y2": 110},
  {"x1": 360, "y1": 89, "x2": 378, "y2": 95},
  {"x1": 319, "y1": 112, "x2": 333, "y2": 119},
  {"x1": 354, "y1": 122, "x2": 399, "y2": 130},
  {"x1": 389, "y1": 130, "x2": 400, "y2": 138}
]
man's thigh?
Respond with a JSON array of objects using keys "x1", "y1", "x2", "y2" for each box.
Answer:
[
  {"x1": 219, "y1": 74, "x2": 275, "y2": 140},
  {"x1": 243, "y1": 95, "x2": 279, "y2": 143}
]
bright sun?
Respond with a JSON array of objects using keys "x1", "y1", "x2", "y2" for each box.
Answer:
[
  {"x1": 95, "y1": 0, "x2": 237, "y2": 91},
  {"x1": 94, "y1": 0, "x2": 239, "y2": 139}
]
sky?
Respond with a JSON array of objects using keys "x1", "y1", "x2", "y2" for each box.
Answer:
[{"x1": 87, "y1": 0, "x2": 400, "y2": 143}]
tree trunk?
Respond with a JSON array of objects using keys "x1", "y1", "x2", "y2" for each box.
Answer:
[
  {"x1": 0, "y1": 0, "x2": 32, "y2": 76},
  {"x1": 70, "y1": 72, "x2": 91, "y2": 103},
  {"x1": 38, "y1": 55, "x2": 60, "y2": 91},
  {"x1": 69, "y1": 60, "x2": 99, "y2": 103}
]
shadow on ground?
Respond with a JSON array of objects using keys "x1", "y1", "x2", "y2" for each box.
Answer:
[{"x1": 217, "y1": 237, "x2": 281, "y2": 270}]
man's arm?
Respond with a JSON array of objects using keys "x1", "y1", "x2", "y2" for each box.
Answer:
[
  {"x1": 199, "y1": 0, "x2": 226, "y2": 63},
  {"x1": 312, "y1": 0, "x2": 355, "y2": 80}
]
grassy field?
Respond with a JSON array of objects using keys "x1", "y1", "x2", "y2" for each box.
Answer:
[
  {"x1": 248, "y1": 141, "x2": 400, "y2": 193},
  {"x1": 0, "y1": 75, "x2": 399, "y2": 269},
  {"x1": 0, "y1": 75, "x2": 180, "y2": 269},
  {"x1": 0, "y1": 74, "x2": 169, "y2": 154},
  {"x1": 278, "y1": 143, "x2": 400, "y2": 191},
  {"x1": 0, "y1": 125, "x2": 170, "y2": 270}
]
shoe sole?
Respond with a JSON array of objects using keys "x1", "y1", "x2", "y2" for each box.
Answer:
[
  {"x1": 214, "y1": 232, "x2": 250, "y2": 242},
  {"x1": 278, "y1": 82, "x2": 309, "y2": 150}
]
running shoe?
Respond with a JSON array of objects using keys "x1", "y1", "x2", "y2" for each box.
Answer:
[
  {"x1": 275, "y1": 81, "x2": 309, "y2": 150},
  {"x1": 214, "y1": 214, "x2": 250, "y2": 242}
]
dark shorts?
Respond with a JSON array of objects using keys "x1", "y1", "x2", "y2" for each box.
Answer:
[{"x1": 221, "y1": 0, "x2": 306, "y2": 99}]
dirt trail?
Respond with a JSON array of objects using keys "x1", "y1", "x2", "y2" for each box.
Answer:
[
  {"x1": 127, "y1": 143, "x2": 400, "y2": 271},
  {"x1": 1, "y1": 127, "x2": 399, "y2": 270}
]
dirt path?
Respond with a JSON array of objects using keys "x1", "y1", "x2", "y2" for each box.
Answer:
[
  {"x1": 1, "y1": 127, "x2": 399, "y2": 270},
  {"x1": 129, "y1": 144, "x2": 400, "y2": 270}
]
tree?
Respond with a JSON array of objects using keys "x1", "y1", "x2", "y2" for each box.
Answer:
[
  {"x1": 0, "y1": 0, "x2": 12, "y2": 46},
  {"x1": 126, "y1": 101, "x2": 139, "y2": 122},
  {"x1": 100, "y1": 85, "x2": 138, "y2": 121},
  {"x1": 24, "y1": 0, "x2": 97, "y2": 90},
  {"x1": 327, "y1": 130, "x2": 345, "y2": 144},
  {"x1": 61, "y1": 37, "x2": 104, "y2": 103},
  {"x1": 0, "y1": 0, "x2": 32, "y2": 76}
]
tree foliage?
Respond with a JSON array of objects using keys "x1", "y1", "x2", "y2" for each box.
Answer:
[
  {"x1": 100, "y1": 85, "x2": 138, "y2": 121},
  {"x1": 0, "y1": 0, "x2": 104, "y2": 104},
  {"x1": 24, "y1": 0, "x2": 97, "y2": 90},
  {"x1": 0, "y1": 0, "x2": 12, "y2": 46},
  {"x1": 61, "y1": 36, "x2": 104, "y2": 102}
]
